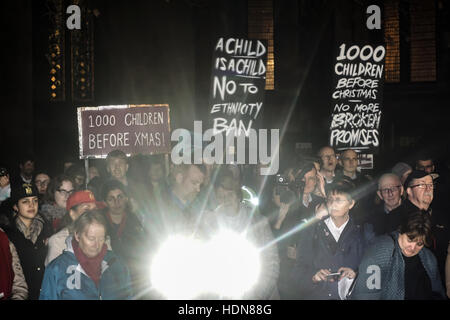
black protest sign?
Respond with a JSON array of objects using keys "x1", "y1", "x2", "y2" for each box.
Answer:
[
  {"x1": 209, "y1": 37, "x2": 267, "y2": 137},
  {"x1": 77, "y1": 104, "x2": 171, "y2": 159},
  {"x1": 329, "y1": 43, "x2": 385, "y2": 153}
]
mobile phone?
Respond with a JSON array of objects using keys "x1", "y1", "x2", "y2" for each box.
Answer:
[
  {"x1": 326, "y1": 272, "x2": 341, "y2": 277},
  {"x1": 326, "y1": 272, "x2": 341, "y2": 281}
]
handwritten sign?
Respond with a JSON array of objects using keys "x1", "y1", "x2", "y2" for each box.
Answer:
[
  {"x1": 329, "y1": 43, "x2": 385, "y2": 153},
  {"x1": 77, "y1": 104, "x2": 171, "y2": 159},
  {"x1": 209, "y1": 38, "x2": 267, "y2": 137}
]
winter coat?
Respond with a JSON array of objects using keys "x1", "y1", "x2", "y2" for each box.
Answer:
[
  {"x1": 9, "y1": 240, "x2": 29, "y2": 299},
  {"x1": 104, "y1": 210, "x2": 148, "y2": 294},
  {"x1": 350, "y1": 232, "x2": 445, "y2": 300},
  {"x1": 292, "y1": 217, "x2": 374, "y2": 299},
  {"x1": 39, "y1": 236, "x2": 132, "y2": 300},
  {"x1": 386, "y1": 199, "x2": 450, "y2": 287},
  {"x1": 1, "y1": 227, "x2": 28, "y2": 300},
  {"x1": 5, "y1": 215, "x2": 51, "y2": 300}
]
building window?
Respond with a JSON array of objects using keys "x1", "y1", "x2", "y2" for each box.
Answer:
[
  {"x1": 410, "y1": 0, "x2": 436, "y2": 82},
  {"x1": 248, "y1": 0, "x2": 275, "y2": 90},
  {"x1": 384, "y1": 0, "x2": 400, "y2": 83},
  {"x1": 383, "y1": 0, "x2": 436, "y2": 83}
]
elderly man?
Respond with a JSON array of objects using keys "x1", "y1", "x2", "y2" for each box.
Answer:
[
  {"x1": 387, "y1": 170, "x2": 449, "y2": 290},
  {"x1": 367, "y1": 173, "x2": 404, "y2": 235}
]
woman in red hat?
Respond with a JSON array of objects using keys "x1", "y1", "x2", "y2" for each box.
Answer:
[{"x1": 45, "y1": 190, "x2": 109, "y2": 266}]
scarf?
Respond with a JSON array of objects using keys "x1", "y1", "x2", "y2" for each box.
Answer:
[
  {"x1": 15, "y1": 215, "x2": 44, "y2": 244},
  {"x1": 72, "y1": 238, "x2": 107, "y2": 287},
  {"x1": 105, "y1": 212, "x2": 128, "y2": 238}
]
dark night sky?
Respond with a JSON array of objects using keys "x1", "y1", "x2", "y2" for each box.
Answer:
[{"x1": 1, "y1": 0, "x2": 449, "y2": 179}]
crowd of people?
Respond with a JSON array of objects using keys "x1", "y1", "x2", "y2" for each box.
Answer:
[{"x1": 0, "y1": 147, "x2": 449, "y2": 300}]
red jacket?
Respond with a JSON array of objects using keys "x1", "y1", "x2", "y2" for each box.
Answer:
[{"x1": 0, "y1": 229, "x2": 14, "y2": 300}]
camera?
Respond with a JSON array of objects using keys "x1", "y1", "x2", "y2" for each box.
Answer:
[
  {"x1": 0, "y1": 167, "x2": 8, "y2": 178},
  {"x1": 275, "y1": 174, "x2": 290, "y2": 186}
]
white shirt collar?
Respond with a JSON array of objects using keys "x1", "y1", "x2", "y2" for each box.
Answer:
[{"x1": 324, "y1": 217, "x2": 349, "y2": 242}]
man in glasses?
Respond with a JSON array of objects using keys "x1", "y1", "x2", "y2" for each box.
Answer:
[
  {"x1": 386, "y1": 170, "x2": 437, "y2": 232},
  {"x1": 292, "y1": 182, "x2": 374, "y2": 299},
  {"x1": 367, "y1": 173, "x2": 404, "y2": 235}
]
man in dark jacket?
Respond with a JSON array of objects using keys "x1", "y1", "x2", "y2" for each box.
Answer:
[
  {"x1": 335, "y1": 149, "x2": 376, "y2": 225},
  {"x1": 292, "y1": 182, "x2": 374, "y2": 299},
  {"x1": 367, "y1": 173, "x2": 404, "y2": 235}
]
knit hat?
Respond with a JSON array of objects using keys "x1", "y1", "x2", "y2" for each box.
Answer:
[
  {"x1": 66, "y1": 190, "x2": 105, "y2": 211},
  {"x1": 11, "y1": 183, "x2": 39, "y2": 203},
  {"x1": 391, "y1": 162, "x2": 412, "y2": 179}
]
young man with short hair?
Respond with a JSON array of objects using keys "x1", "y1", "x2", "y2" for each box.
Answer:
[{"x1": 292, "y1": 182, "x2": 374, "y2": 299}]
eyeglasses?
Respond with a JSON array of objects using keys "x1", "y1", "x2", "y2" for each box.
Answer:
[
  {"x1": 379, "y1": 186, "x2": 401, "y2": 195},
  {"x1": 321, "y1": 155, "x2": 336, "y2": 160},
  {"x1": 57, "y1": 188, "x2": 74, "y2": 197},
  {"x1": 409, "y1": 183, "x2": 434, "y2": 190},
  {"x1": 327, "y1": 197, "x2": 349, "y2": 204}
]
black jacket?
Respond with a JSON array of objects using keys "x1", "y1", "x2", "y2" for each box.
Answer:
[{"x1": 5, "y1": 217, "x2": 51, "y2": 300}]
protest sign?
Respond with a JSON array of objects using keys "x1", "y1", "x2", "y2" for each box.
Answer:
[
  {"x1": 208, "y1": 37, "x2": 267, "y2": 137},
  {"x1": 77, "y1": 104, "x2": 171, "y2": 159},
  {"x1": 329, "y1": 43, "x2": 385, "y2": 154}
]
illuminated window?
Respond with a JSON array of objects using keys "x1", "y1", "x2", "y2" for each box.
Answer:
[
  {"x1": 384, "y1": 0, "x2": 400, "y2": 83},
  {"x1": 248, "y1": 0, "x2": 275, "y2": 90},
  {"x1": 383, "y1": 0, "x2": 436, "y2": 83},
  {"x1": 48, "y1": 0, "x2": 66, "y2": 101}
]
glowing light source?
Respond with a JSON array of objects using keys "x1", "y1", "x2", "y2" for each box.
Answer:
[{"x1": 150, "y1": 230, "x2": 261, "y2": 299}]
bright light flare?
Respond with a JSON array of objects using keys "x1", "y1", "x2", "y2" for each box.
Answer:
[
  {"x1": 150, "y1": 236, "x2": 205, "y2": 299},
  {"x1": 150, "y1": 230, "x2": 261, "y2": 299},
  {"x1": 206, "y1": 230, "x2": 261, "y2": 298}
]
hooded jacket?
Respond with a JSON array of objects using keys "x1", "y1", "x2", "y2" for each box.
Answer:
[{"x1": 39, "y1": 236, "x2": 132, "y2": 300}]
